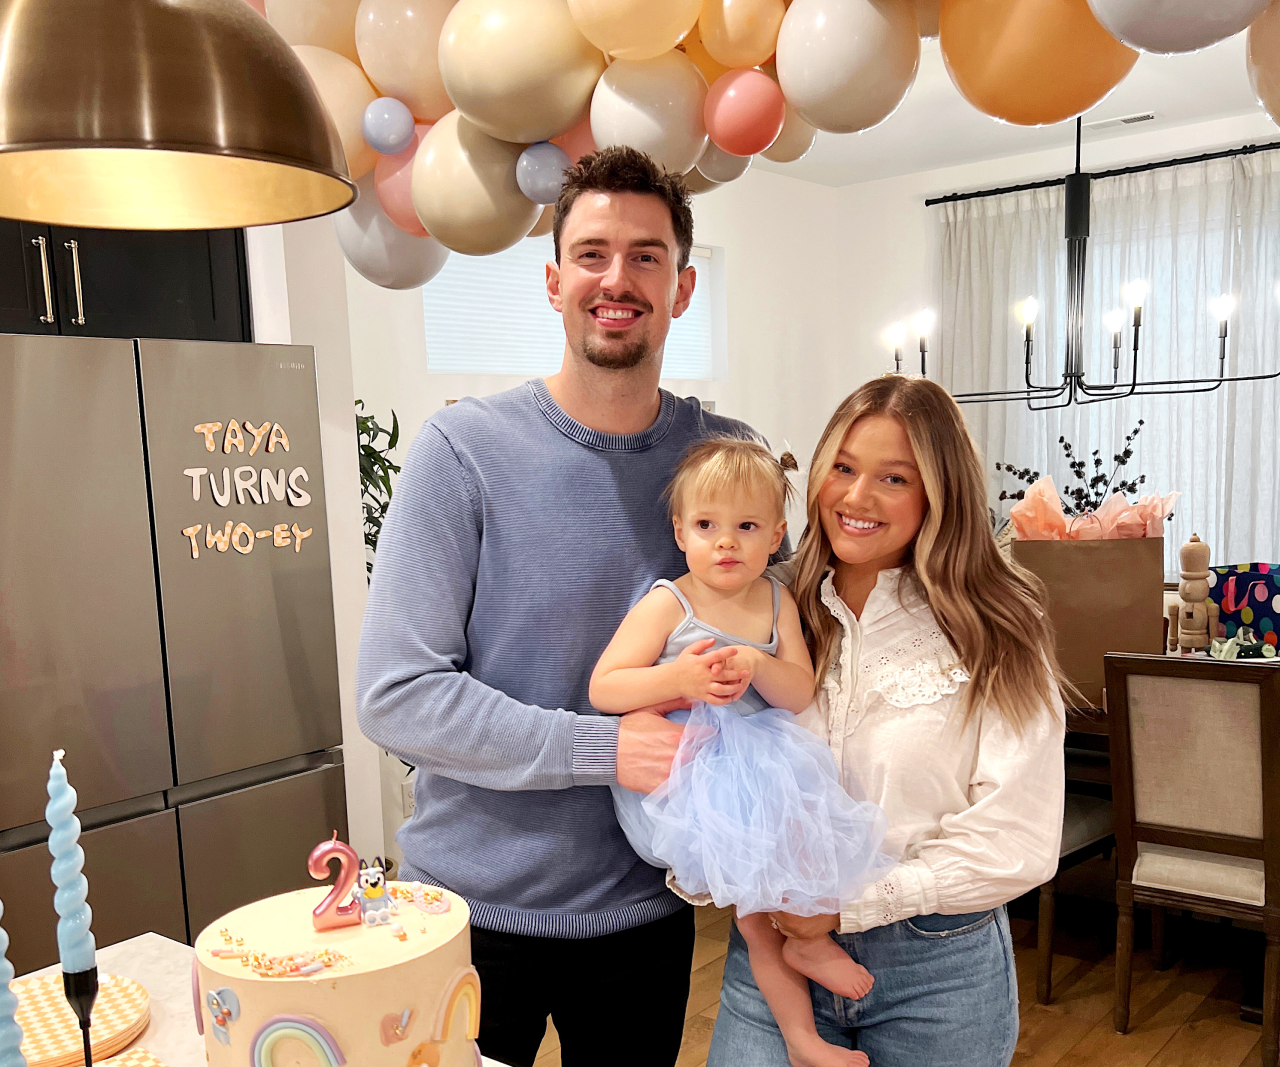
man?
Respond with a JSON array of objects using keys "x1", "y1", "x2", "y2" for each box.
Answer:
[{"x1": 357, "y1": 147, "x2": 767, "y2": 1067}]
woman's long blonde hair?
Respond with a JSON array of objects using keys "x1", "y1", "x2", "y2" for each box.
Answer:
[{"x1": 792, "y1": 375, "x2": 1066, "y2": 730}]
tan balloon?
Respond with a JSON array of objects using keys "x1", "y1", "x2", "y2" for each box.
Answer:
[
  {"x1": 355, "y1": 0, "x2": 457, "y2": 122},
  {"x1": 293, "y1": 45, "x2": 378, "y2": 179},
  {"x1": 700, "y1": 0, "x2": 786, "y2": 69},
  {"x1": 567, "y1": 0, "x2": 702, "y2": 61},
  {"x1": 683, "y1": 168, "x2": 724, "y2": 194},
  {"x1": 1250, "y1": 3, "x2": 1280, "y2": 129},
  {"x1": 440, "y1": 0, "x2": 606, "y2": 143},
  {"x1": 528, "y1": 205, "x2": 556, "y2": 237},
  {"x1": 940, "y1": 0, "x2": 1138, "y2": 126},
  {"x1": 761, "y1": 103, "x2": 816, "y2": 162},
  {"x1": 914, "y1": 0, "x2": 939, "y2": 37},
  {"x1": 679, "y1": 21, "x2": 732, "y2": 86},
  {"x1": 412, "y1": 111, "x2": 541, "y2": 255},
  {"x1": 266, "y1": 0, "x2": 362, "y2": 63}
]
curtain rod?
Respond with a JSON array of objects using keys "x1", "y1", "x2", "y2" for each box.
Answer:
[{"x1": 923, "y1": 137, "x2": 1280, "y2": 207}]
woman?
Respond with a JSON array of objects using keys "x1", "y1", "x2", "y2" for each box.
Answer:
[{"x1": 707, "y1": 376, "x2": 1067, "y2": 1067}]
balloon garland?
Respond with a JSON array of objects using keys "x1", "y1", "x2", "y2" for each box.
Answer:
[{"x1": 243, "y1": 0, "x2": 1280, "y2": 289}]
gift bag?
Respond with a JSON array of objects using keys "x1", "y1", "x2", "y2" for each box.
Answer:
[
  {"x1": 1012, "y1": 538, "x2": 1166, "y2": 708},
  {"x1": 1206, "y1": 564, "x2": 1280, "y2": 647}
]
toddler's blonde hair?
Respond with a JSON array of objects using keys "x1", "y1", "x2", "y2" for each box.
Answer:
[{"x1": 664, "y1": 436, "x2": 798, "y2": 522}]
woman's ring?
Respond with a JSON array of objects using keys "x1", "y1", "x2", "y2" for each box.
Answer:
[{"x1": 770, "y1": 917, "x2": 779, "y2": 930}]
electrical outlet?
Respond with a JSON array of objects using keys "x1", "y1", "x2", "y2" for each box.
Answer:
[{"x1": 401, "y1": 776, "x2": 415, "y2": 816}]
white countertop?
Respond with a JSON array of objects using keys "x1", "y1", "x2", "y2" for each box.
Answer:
[{"x1": 24, "y1": 933, "x2": 507, "y2": 1067}]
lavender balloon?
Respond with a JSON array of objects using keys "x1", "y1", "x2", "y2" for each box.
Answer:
[
  {"x1": 46, "y1": 751, "x2": 95, "y2": 975},
  {"x1": 516, "y1": 142, "x2": 572, "y2": 206},
  {"x1": 362, "y1": 97, "x2": 416, "y2": 156},
  {"x1": 0, "y1": 900, "x2": 27, "y2": 1067}
]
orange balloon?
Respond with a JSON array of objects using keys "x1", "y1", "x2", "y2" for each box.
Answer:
[
  {"x1": 940, "y1": 0, "x2": 1138, "y2": 127},
  {"x1": 1248, "y1": 3, "x2": 1280, "y2": 126},
  {"x1": 679, "y1": 22, "x2": 732, "y2": 86},
  {"x1": 700, "y1": 0, "x2": 785, "y2": 70}
]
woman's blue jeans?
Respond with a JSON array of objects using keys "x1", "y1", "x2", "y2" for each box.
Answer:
[{"x1": 707, "y1": 908, "x2": 1018, "y2": 1067}]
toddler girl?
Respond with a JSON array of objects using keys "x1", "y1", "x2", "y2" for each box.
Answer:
[{"x1": 590, "y1": 437, "x2": 890, "y2": 1067}]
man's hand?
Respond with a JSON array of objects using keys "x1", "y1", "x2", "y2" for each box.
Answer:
[
  {"x1": 616, "y1": 702, "x2": 690, "y2": 794},
  {"x1": 673, "y1": 638, "x2": 748, "y2": 705},
  {"x1": 771, "y1": 912, "x2": 839, "y2": 940}
]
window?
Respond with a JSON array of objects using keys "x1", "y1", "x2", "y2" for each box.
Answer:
[{"x1": 423, "y1": 235, "x2": 720, "y2": 378}]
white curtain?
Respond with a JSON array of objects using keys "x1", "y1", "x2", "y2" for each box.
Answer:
[{"x1": 938, "y1": 151, "x2": 1280, "y2": 577}]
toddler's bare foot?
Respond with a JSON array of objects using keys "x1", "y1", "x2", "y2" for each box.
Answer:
[
  {"x1": 784, "y1": 1028, "x2": 870, "y2": 1067},
  {"x1": 783, "y1": 935, "x2": 874, "y2": 1000}
]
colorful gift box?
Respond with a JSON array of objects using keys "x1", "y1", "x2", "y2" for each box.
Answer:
[{"x1": 1206, "y1": 564, "x2": 1280, "y2": 646}]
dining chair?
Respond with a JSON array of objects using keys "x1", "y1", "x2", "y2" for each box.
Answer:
[
  {"x1": 1105, "y1": 653, "x2": 1280, "y2": 1066},
  {"x1": 1037, "y1": 792, "x2": 1114, "y2": 1003}
]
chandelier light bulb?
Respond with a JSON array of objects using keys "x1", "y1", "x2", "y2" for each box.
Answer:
[
  {"x1": 884, "y1": 321, "x2": 907, "y2": 349},
  {"x1": 1103, "y1": 307, "x2": 1126, "y2": 335},
  {"x1": 912, "y1": 309, "x2": 936, "y2": 337},
  {"x1": 1209, "y1": 294, "x2": 1236, "y2": 322},
  {"x1": 1019, "y1": 296, "x2": 1039, "y2": 326},
  {"x1": 1123, "y1": 279, "x2": 1149, "y2": 310}
]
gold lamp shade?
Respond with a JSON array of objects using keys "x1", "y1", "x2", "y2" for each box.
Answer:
[{"x1": 0, "y1": 0, "x2": 355, "y2": 229}]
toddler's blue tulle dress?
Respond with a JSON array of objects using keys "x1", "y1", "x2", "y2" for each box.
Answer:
[{"x1": 612, "y1": 579, "x2": 893, "y2": 917}]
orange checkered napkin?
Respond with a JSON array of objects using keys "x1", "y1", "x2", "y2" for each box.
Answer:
[{"x1": 12, "y1": 972, "x2": 150, "y2": 1067}]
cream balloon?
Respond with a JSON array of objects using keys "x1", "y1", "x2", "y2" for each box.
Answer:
[
  {"x1": 266, "y1": 0, "x2": 362, "y2": 63},
  {"x1": 1087, "y1": 0, "x2": 1269, "y2": 55},
  {"x1": 528, "y1": 205, "x2": 556, "y2": 237},
  {"x1": 411, "y1": 111, "x2": 541, "y2": 255},
  {"x1": 355, "y1": 0, "x2": 456, "y2": 122},
  {"x1": 590, "y1": 50, "x2": 709, "y2": 174},
  {"x1": 293, "y1": 45, "x2": 379, "y2": 179},
  {"x1": 696, "y1": 142, "x2": 752, "y2": 182},
  {"x1": 914, "y1": 0, "x2": 939, "y2": 37},
  {"x1": 439, "y1": 0, "x2": 606, "y2": 143},
  {"x1": 567, "y1": 0, "x2": 701, "y2": 61},
  {"x1": 683, "y1": 167, "x2": 724, "y2": 193},
  {"x1": 1248, "y1": 3, "x2": 1280, "y2": 127},
  {"x1": 775, "y1": 0, "x2": 920, "y2": 134},
  {"x1": 760, "y1": 102, "x2": 816, "y2": 162},
  {"x1": 700, "y1": 0, "x2": 787, "y2": 69}
]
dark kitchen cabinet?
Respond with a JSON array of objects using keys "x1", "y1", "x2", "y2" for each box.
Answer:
[{"x1": 0, "y1": 219, "x2": 251, "y2": 342}]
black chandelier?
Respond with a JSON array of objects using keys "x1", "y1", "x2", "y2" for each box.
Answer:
[{"x1": 899, "y1": 120, "x2": 1280, "y2": 408}]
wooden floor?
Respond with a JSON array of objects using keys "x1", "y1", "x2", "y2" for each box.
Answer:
[{"x1": 532, "y1": 887, "x2": 1267, "y2": 1067}]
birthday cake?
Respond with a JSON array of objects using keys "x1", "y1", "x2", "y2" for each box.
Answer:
[{"x1": 191, "y1": 854, "x2": 480, "y2": 1067}]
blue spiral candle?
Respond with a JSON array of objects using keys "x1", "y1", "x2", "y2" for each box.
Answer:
[
  {"x1": 45, "y1": 751, "x2": 95, "y2": 974},
  {"x1": 0, "y1": 899, "x2": 27, "y2": 1067}
]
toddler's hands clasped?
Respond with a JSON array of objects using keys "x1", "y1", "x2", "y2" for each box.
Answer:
[{"x1": 674, "y1": 637, "x2": 752, "y2": 705}]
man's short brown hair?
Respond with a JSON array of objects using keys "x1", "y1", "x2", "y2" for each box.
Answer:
[{"x1": 553, "y1": 146, "x2": 695, "y2": 272}]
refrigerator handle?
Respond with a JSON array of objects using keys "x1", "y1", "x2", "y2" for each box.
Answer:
[
  {"x1": 64, "y1": 239, "x2": 86, "y2": 326},
  {"x1": 31, "y1": 236, "x2": 54, "y2": 324}
]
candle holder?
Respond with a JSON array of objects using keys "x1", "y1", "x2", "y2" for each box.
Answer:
[{"x1": 46, "y1": 751, "x2": 98, "y2": 1067}]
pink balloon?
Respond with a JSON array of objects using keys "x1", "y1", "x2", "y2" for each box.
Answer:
[
  {"x1": 703, "y1": 68, "x2": 785, "y2": 158},
  {"x1": 374, "y1": 123, "x2": 431, "y2": 237},
  {"x1": 241, "y1": 0, "x2": 266, "y2": 14},
  {"x1": 552, "y1": 114, "x2": 597, "y2": 164}
]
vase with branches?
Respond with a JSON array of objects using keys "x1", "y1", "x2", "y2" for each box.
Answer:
[
  {"x1": 995, "y1": 421, "x2": 1148, "y2": 517},
  {"x1": 356, "y1": 400, "x2": 400, "y2": 577}
]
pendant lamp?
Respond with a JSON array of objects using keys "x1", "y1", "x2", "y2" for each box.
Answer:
[{"x1": 0, "y1": 0, "x2": 355, "y2": 230}]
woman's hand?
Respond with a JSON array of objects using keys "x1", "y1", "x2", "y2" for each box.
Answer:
[{"x1": 771, "y1": 912, "x2": 839, "y2": 940}]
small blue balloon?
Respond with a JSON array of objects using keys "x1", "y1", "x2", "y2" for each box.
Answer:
[
  {"x1": 362, "y1": 97, "x2": 416, "y2": 156},
  {"x1": 516, "y1": 142, "x2": 573, "y2": 206}
]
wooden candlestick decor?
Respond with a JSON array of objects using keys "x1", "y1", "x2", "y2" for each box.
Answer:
[{"x1": 1176, "y1": 533, "x2": 1219, "y2": 654}]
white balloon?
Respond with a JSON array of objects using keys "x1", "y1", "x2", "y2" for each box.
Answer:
[
  {"x1": 775, "y1": 0, "x2": 920, "y2": 134},
  {"x1": 1087, "y1": 0, "x2": 1269, "y2": 55},
  {"x1": 696, "y1": 142, "x2": 751, "y2": 182},
  {"x1": 590, "y1": 50, "x2": 709, "y2": 175},
  {"x1": 334, "y1": 173, "x2": 451, "y2": 289},
  {"x1": 761, "y1": 103, "x2": 816, "y2": 163}
]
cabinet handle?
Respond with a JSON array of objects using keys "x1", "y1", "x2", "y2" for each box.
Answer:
[
  {"x1": 31, "y1": 236, "x2": 54, "y2": 323},
  {"x1": 64, "y1": 239, "x2": 86, "y2": 326}
]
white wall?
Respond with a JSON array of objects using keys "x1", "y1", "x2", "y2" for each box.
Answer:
[{"x1": 287, "y1": 106, "x2": 1280, "y2": 861}]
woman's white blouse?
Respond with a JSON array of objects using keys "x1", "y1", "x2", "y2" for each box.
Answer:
[{"x1": 809, "y1": 568, "x2": 1066, "y2": 934}]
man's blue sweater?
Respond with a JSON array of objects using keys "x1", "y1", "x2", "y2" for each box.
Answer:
[{"x1": 356, "y1": 378, "x2": 759, "y2": 938}]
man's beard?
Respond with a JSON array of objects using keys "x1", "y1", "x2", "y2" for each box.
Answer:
[{"x1": 580, "y1": 334, "x2": 653, "y2": 370}]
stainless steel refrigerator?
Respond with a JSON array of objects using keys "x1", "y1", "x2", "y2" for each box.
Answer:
[{"x1": 0, "y1": 334, "x2": 347, "y2": 974}]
